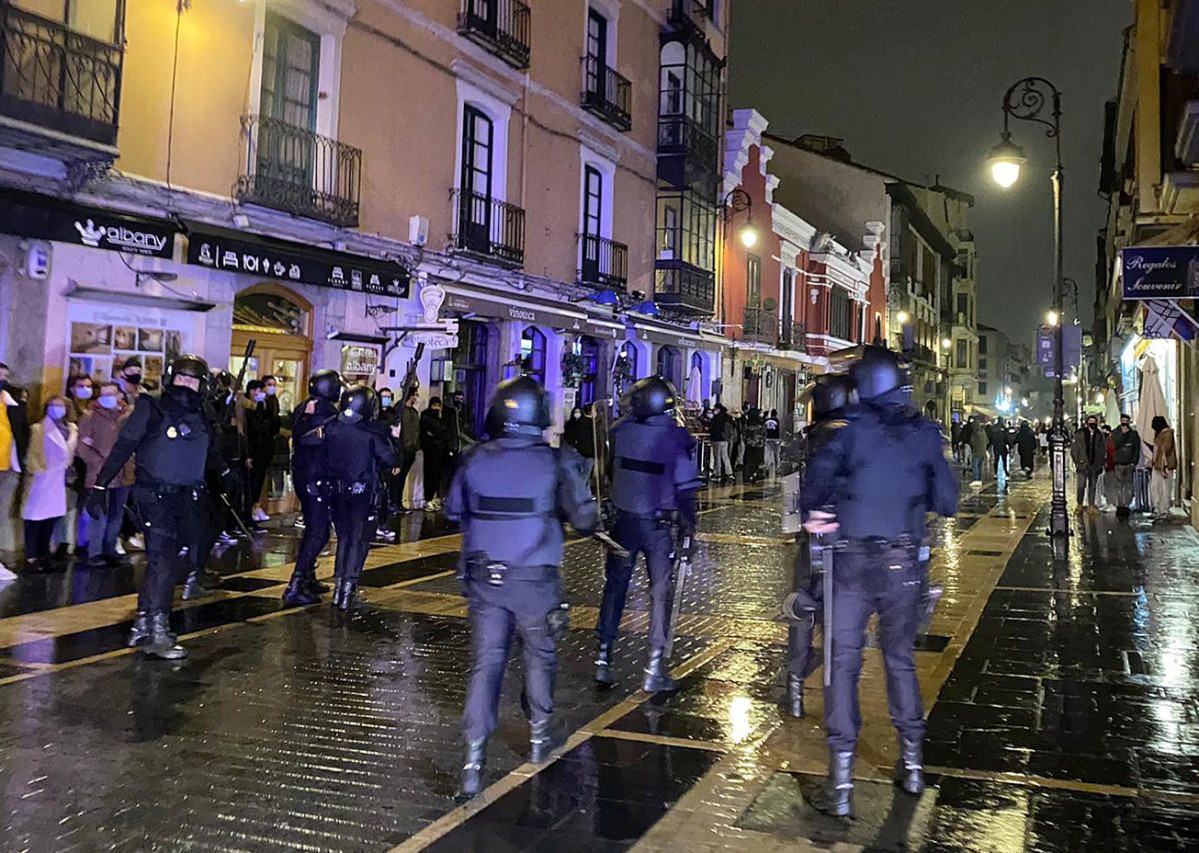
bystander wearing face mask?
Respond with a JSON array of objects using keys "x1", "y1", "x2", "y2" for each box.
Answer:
[
  {"x1": 47, "y1": 404, "x2": 66, "y2": 421},
  {"x1": 97, "y1": 395, "x2": 119, "y2": 410},
  {"x1": 74, "y1": 386, "x2": 93, "y2": 401},
  {"x1": 380, "y1": 395, "x2": 393, "y2": 409}
]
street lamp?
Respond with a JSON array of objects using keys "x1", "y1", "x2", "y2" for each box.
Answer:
[
  {"x1": 1046, "y1": 309, "x2": 1059, "y2": 327},
  {"x1": 988, "y1": 76, "x2": 1068, "y2": 550},
  {"x1": 897, "y1": 310, "x2": 910, "y2": 324},
  {"x1": 722, "y1": 187, "x2": 760, "y2": 251}
]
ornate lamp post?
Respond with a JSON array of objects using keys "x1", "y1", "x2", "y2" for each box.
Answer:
[{"x1": 987, "y1": 77, "x2": 1069, "y2": 551}]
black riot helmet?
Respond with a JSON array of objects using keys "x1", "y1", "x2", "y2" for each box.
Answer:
[
  {"x1": 339, "y1": 385, "x2": 378, "y2": 423},
  {"x1": 309, "y1": 369, "x2": 342, "y2": 403},
  {"x1": 629, "y1": 376, "x2": 678, "y2": 420},
  {"x1": 811, "y1": 374, "x2": 855, "y2": 422},
  {"x1": 486, "y1": 376, "x2": 551, "y2": 437},
  {"x1": 849, "y1": 345, "x2": 905, "y2": 401},
  {"x1": 212, "y1": 370, "x2": 234, "y2": 391},
  {"x1": 164, "y1": 354, "x2": 209, "y2": 394}
]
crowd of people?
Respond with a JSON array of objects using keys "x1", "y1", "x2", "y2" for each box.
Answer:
[
  {"x1": 700, "y1": 402, "x2": 787, "y2": 483},
  {"x1": 948, "y1": 409, "x2": 1178, "y2": 520}
]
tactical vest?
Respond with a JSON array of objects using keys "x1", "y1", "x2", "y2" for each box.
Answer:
[
  {"x1": 462, "y1": 442, "x2": 563, "y2": 568},
  {"x1": 137, "y1": 393, "x2": 211, "y2": 487},
  {"x1": 610, "y1": 417, "x2": 685, "y2": 516}
]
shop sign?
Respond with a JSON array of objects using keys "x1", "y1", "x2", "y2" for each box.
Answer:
[
  {"x1": 0, "y1": 191, "x2": 175, "y2": 258},
  {"x1": 444, "y1": 291, "x2": 589, "y2": 331},
  {"x1": 1122, "y1": 245, "x2": 1199, "y2": 300},
  {"x1": 403, "y1": 332, "x2": 459, "y2": 349},
  {"x1": 186, "y1": 225, "x2": 409, "y2": 297},
  {"x1": 340, "y1": 345, "x2": 379, "y2": 378},
  {"x1": 631, "y1": 323, "x2": 706, "y2": 349}
]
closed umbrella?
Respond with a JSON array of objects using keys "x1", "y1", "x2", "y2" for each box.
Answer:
[
  {"x1": 685, "y1": 364, "x2": 702, "y2": 407},
  {"x1": 1134, "y1": 355, "x2": 1168, "y2": 466}
]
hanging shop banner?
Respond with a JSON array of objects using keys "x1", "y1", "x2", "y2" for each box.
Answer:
[
  {"x1": 1036, "y1": 324, "x2": 1082, "y2": 378},
  {"x1": 0, "y1": 190, "x2": 175, "y2": 258},
  {"x1": 1121, "y1": 245, "x2": 1199, "y2": 300},
  {"x1": 1143, "y1": 300, "x2": 1197, "y2": 340},
  {"x1": 185, "y1": 223, "x2": 409, "y2": 297},
  {"x1": 340, "y1": 345, "x2": 379, "y2": 385}
]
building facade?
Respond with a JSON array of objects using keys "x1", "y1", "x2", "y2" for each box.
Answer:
[{"x1": 0, "y1": 0, "x2": 732, "y2": 529}]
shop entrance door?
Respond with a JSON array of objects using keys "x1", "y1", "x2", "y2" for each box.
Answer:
[{"x1": 231, "y1": 286, "x2": 314, "y2": 515}]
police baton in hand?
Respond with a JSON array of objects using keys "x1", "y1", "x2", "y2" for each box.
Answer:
[{"x1": 593, "y1": 529, "x2": 629, "y2": 559}]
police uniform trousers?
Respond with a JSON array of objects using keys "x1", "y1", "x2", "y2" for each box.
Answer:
[
  {"x1": 295, "y1": 478, "x2": 332, "y2": 576},
  {"x1": 330, "y1": 487, "x2": 375, "y2": 583},
  {"x1": 132, "y1": 485, "x2": 203, "y2": 612},
  {"x1": 463, "y1": 566, "x2": 562, "y2": 743},
  {"x1": 825, "y1": 539, "x2": 925, "y2": 753},
  {"x1": 191, "y1": 489, "x2": 222, "y2": 569},
  {"x1": 598, "y1": 512, "x2": 674, "y2": 651}
]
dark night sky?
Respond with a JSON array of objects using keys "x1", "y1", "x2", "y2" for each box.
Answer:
[{"x1": 728, "y1": 0, "x2": 1131, "y2": 346}]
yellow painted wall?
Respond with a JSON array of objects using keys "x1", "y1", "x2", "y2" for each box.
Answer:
[{"x1": 117, "y1": 1, "x2": 255, "y2": 198}]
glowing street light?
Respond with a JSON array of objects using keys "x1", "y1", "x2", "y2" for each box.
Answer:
[
  {"x1": 897, "y1": 310, "x2": 910, "y2": 324},
  {"x1": 987, "y1": 133, "x2": 1027, "y2": 189},
  {"x1": 738, "y1": 222, "x2": 759, "y2": 249},
  {"x1": 1046, "y1": 309, "x2": 1059, "y2": 326},
  {"x1": 941, "y1": 337, "x2": 952, "y2": 350}
]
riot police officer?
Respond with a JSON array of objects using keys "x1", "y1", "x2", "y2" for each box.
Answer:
[
  {"x1": 87, "y1": 355, "x2": 224, "y2": 660},
  {"x1": 780, "y1": 373, "x2": 855, "y2": 719},
  {"x1": 444, "y1": 376, "x2": 597, "y2": 799},
  {"x1": 282, "y1": 369, "x2": 342, "y2": 606},
  {"x1": 595, "y1": 376, "x2": 701, "y2": 693},
  {"x1": 325, "y1": 385, "x2": 396, "y2": 609},
  {"x1": 801, "y1": 346, "x2": 958, "y2": 816}
]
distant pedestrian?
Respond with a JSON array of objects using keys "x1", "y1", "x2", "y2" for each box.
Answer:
[
  {"x1": 708, "y1": 404, "x2": 733, "y2": 482},
  {"x1": 969, "y1": 416, "x2": 989, "y2": 483},
  {"x1": 1150, "y1": 415, "x2": 1177, "y2": 520},
  {"x1": 743, "y1": 408, "x2": 766, "y2": 481},
  {"x1": 988, "y1": 417, "x2": 1009, "y2": 477},
  {"x1": 764, "y1": 408, "x2": 782, "y2": 479},
  {"x1": 562, "y1": 405, "x2": 597, "y2": 482},
  {"x1": 1070, "y1": 415, "x2": 1105, "y2": 512},
  {"x1": 1108, "y1": 413, "x2": 1139, "y2": 517},
  {"x1": 420, "y1": 396, "x2": 448, "y2": 511},
  {"x1": 76, "y1": 382, "x2": 134, "y2": 568},
  {"x1": 22, "y1": 396, "x2": 77, "y2": 573},
  {"x1": 1016, "y1": 420, "x2": 1036, "y2": 477}
]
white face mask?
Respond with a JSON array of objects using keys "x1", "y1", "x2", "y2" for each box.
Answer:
[
  {"x1": 98, "y1": 395, "x2": 119, "y2": 410},
  {"x1": 75, "y1": 386, "x2": 93, "y2": 400},
  {"x1": 253, "y1": 392, "x2": 266, "y2": 403},
  {"x1": 266, "y1": 386, "x2": 277, "y2": 396}
]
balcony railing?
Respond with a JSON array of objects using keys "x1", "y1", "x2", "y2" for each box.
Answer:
[
  {"x1": 742, "y1": 306, "x2": 777, "y2": 344},
  {"x1": 452, "y1": 189, "x2": 525, "y2": 266},
  {"x1": 654, "y1": 259, "x2": 714, "y2": 315},
  {"x1": 581, "y1": 56, "x2": 631, "y2": 132},
  {"x1": 780, "y1": 319, "x2": 807, "y2": 352},
  {"x1": 579, "y1": 233, "x2": 628, "y2": 290},
  {"x1": 0, "y1": 2, "x2": 122, "y2": 146},
  {"x1": 668, "y1": 0, "x2": 711, "y2": 35},
  {"x1": 235, "y1": 115, "x2": 362, "y2": 228},
  {"x1": 458, "y1": 0, "x2": 530, "y2": 70}
]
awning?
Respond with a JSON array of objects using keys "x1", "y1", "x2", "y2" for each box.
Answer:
[
  {"x1": 0, "y1": 189, "x2": 176, "y2": 259},
  {"x1": 628, "y1": 321, "x2": 724, "y2": 351},
  {"x1": 184, "y1": 221, "x2": 410, "y2": 298},
  {"x1": 442, "y1": 285, "x2": 612, "y2": 335},
  {"x1": 64, "y1": 283, "x2": 215, "y2": 312}
]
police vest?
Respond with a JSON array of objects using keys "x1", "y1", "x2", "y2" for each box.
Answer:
[
  {"x1": 137, "y1": 393, "x2": 211, "y2": 487},
  {"x1": 461, "y1": 442, "x2": 564, "y2": 568},
  {"x1": 610, "y1": 417, "x2": 696, "y2": 516}
]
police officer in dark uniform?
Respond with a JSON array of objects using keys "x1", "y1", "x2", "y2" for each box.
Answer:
[
  {"x1": 780, "y1": 373, "x2": 855, "y2": 719},
  {"x1": 595, "y1": 376, "x2": 701, "y2": 693},
  {"x1": 444, "y1": 376, "x2": 597, "y2": 799},
  {"x1": 800, "y1": 346, "x2": 958, "y2": 816},
  {"x1": 282, "y1": 369, "x2": 342, "y2": 606},
  {"x1": 325, "y1": 385, "x2": 397, "y2": 609},
  {"x1": 86, "y1": 355, "x2": 225, "y2": 660}
]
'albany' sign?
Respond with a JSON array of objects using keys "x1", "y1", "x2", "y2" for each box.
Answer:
[{"x1": 0, "y1": 191, "x2": 176, "y2": 259}]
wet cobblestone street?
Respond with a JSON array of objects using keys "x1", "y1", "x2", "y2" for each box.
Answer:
[{"x1": 2, "y1": 472, "x2": 1198, "y2": 851}]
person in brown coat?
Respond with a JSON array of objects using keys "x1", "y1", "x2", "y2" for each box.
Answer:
[
  {"x1": 1150, "y1": 415, "x2": 1177, "y2": 520},
  {"x1": 76, "y1": 381, "x2": 134, "y2": 567}
]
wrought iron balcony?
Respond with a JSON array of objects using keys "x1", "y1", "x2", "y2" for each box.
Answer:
[
  {"x1": 579, "y1": 233, "x2": 628, "y2": 290},
  {"x1": 654, "y1": 259, "x2": 714, "y2": 315},
  {"x1": 780, "y1": 319, "x2": 807, "y2": 352},
  {"x1": 742, "y1": 306, "x2": 777, "y2": 344},
  {"x1": 235, "y1": 115, "x2": 362, "y2": 228},
  {"x1": 581, "y1": 57, "x2": 631, "y2": 132},
  {"x1": 459, "y1": 0, "x2": 530, "y2": 70},
  {"x1": 0, "y1": 2, "x2": 122, "y2": 147},
  {"x1": 452, "y1": 189, "x2": 525, "y2": 266},
  {"x1": 668, "y1": 0, "x2": 711, "y2": 37}
]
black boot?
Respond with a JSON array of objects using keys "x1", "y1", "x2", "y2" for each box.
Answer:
[
  {"x1": 332, "y1": 578, "x2": 358, "y2": 611},
  {"x1": 595, "y1": 641, "x2": 615, "y2": 686},
  {"x1": 827, "y1": 750, "x2": 854, "y2": 817},
  {"x1": 181, "y1": 569, "x2": 212, "y2": 601},
  {"x1": 529, "y1": 720, "x2": 562, "y2": 764},
  {"x1": 142, "y1": 612, "x2": 187, "y2": 660},
  {"x1": 127, "y1": 611, "x2": 151, "y2": 647},
  {"x1": 306, "y1": 575, "x2": 330, "y2": 595},
  {"x1": 642, "y1": 648, "x2": 677, "y2": 693},
  {"x1": 282, "y1": 573, "x2": 320, "y2": 606},
  {"x1": 783, "y1": 672, "x2": 805, "y2": 718},
  {"x1": 456, "y1": 740, "x2": 487, "y2": 800},
  {"x1": 894, "y1": 736, "x2": 925, "y2": 795}
]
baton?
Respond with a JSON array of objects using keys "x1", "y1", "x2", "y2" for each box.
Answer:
[
  {"x1": 821, "y1": 537, "x2": 834, "y2": 688},
  {"x1": 594, "y1": 530, "x2": 629, "y2": 559},
  {"x1": 663, "y1": 530, "x2": 691, "y2": 662},
  {"x1": 218, "y1": 489, "x2": 254, "y2": 539}
]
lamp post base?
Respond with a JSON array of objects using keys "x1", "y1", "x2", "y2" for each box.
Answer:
[{"x1": 1048, "y1": 428, "x2": 1070, "y2": 558}]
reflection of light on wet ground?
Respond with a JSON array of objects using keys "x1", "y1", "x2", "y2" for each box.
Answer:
[
  {"x1": 937, "y1": 784, "x2": 1031, "y2": 853},
  {"x1": 728, "y1": 695, "x2": 754, "y2": 744}
]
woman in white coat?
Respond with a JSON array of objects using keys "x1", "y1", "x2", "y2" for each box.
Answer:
[{"x1": 22, "y1": 396, "x2": 77, "y2": 572}]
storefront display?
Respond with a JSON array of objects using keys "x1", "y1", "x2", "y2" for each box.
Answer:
[{"x1": 65, "y1": 301, "x2": 194, "y2": 391}]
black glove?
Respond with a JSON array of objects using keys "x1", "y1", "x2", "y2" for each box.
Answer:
[{"x1": 84, "y1": 486, "x2": 109, "y2": 519}]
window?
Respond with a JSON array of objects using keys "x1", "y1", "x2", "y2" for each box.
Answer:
[
  {"x1": 657, "y1": 345, "x2": 682, "y2": 387},
  {"x1": 461, "y1": 105, "x2": 493, "y2": 201},
  {"x1": 262, "y1": 13, "x2": 320, "y2": 131},
  {"x1": 875, "y1": 312, "x2": 882, "y2": 342},
  {"x1": 829, "y1": 287, "x2": 852, "y2": 341},
  {"x1": 956, "y1": 293, "x2": 968, "y2": 318},
  {"x1": 746, "y1": 255, "x2": 761, "y2": 305},
  {"x1": 656, "y1": 190, "x2": 716, "y2": 272},
  {"x1": 978, "y1": 382, "x2": 987, "y2": 396},
  {"x1": 585, "y1": 9, "x2": 608, "y2": 95},
  {"x1": 979, "y1": 358, "x2": 987, "y2": 371},
  {"x1": 575, "y1": 336, "x2": 600, "y2": 407},
  {"x1": 520, "y1": 327, "x2": 546, "y2": 384},
  {"x1": 68, "y1": 0, "x2": 123, "y2": 43},
  {"x1": 956, "y1": 339, "x2": 968, "y2": 369},
  {"x1": 582, "y1": 165, "x2": 603, "y2": 238},
  {"x1": 780, "y1": 268, "x2": 794, "y2": 337},
  {"x1": 978, "y1": 336, "x2": 987, "y2": 354}
]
